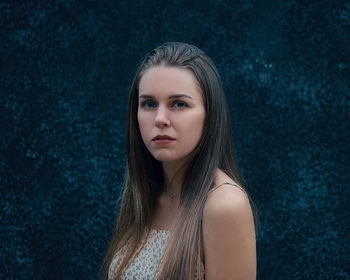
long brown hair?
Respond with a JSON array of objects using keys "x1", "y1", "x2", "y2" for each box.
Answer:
[{"x1": 101, "y1": 42, "x2": 258, "y2": 279}]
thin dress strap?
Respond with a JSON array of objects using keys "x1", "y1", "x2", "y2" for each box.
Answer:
[{"x1": 208, "y1": 181, "x2": 245, "y2": 195}]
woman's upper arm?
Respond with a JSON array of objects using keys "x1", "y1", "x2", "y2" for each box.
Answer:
[{"x1": 203, "y1": 185, "x2": 256, "y2": 280}]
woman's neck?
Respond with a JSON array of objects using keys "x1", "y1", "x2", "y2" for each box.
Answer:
[{"x1": 162, "y1": 160, "x2": 187, "y2": 199}]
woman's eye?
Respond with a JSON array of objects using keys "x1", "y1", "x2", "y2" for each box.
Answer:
[
  {"x1": 141, "y1": 100, "x2": 156, "y2": 109},
  {"x1": 173, "y1": 101, "x2": 187, "y2": 108}
]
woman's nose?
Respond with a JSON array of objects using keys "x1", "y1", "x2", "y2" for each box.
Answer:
[{"x1": 155, "y1": 106, "x2": 170, "y2": 128}]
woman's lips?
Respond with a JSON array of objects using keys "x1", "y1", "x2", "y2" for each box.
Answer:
[
  {"x1": 152, "y1": 135, "x2": 175, "y2": 145},
  {"x1": 153, "y1": 139, "x2": 174, "y2": 145}
]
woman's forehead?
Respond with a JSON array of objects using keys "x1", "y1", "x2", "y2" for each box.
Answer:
[{"x1": 138, "y1": 66, "x2": 202, "y2": 100}]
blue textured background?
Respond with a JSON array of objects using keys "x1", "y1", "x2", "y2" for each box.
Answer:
[{"x1": 1, "y1": 1, "x2": 349, "y2": 279}]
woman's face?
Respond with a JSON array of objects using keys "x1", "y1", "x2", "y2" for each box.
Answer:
[{"x1": 137, "y1": 66, "x2": 206, "y2": 165}]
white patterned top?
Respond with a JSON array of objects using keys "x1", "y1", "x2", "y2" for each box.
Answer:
[{"x1": 108, "y1": 229, "x2": 170, "y2": 280}]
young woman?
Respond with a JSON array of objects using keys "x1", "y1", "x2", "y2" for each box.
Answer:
[{"x1": 101, "y1": 42, "x2": 257, "y2": 279}]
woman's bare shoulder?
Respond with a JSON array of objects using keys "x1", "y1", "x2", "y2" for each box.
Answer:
[
  {"x1": 204, "y1": 178, "x2": 250, "y2": 224},
  {"x1": 204, "y1": 168, "x2": 252, "y2": 238},
  {"x1": 202, "y1": 168, "x2": 256, "y2": 279}
]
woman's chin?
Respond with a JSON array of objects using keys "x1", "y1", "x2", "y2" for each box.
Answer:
[
  {"x1": 152, "y1": 153, "x2": 188, "y2": 167},
  {"x1": 154, "y1": 156, "x2": 176, "y2": 163}
]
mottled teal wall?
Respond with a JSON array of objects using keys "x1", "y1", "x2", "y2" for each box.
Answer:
[{"x1": 1, "y1": 1, "x2": 349, "y2": 279}]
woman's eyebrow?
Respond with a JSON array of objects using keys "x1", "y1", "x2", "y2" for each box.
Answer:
[
  {"x1": 139, "y1": 94, "x2": 193, "y2": 100},
  {"x1": 139, "y1": 94, "x2": 153, "y2": 99},
  {"x1": 169, "y1": 94, "x2": 193, "y2": 100}
]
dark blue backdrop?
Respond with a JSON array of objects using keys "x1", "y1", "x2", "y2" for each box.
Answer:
[{"x1": 1, "y1": 1, "x2": 349, "y2": 279}]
